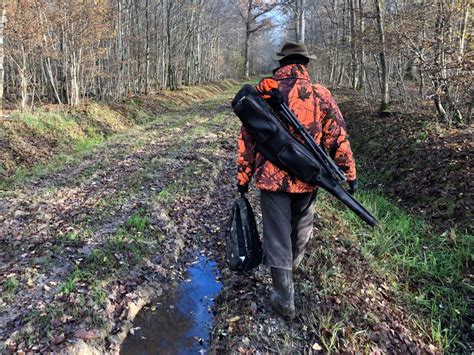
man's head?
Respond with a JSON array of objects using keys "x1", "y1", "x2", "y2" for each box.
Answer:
[
  {"x1": 273, "y1": 41, "x2": 316, "y2": 67},
  {"x1": 279, "y1": 54, "x2": 309, "y2": 67}
]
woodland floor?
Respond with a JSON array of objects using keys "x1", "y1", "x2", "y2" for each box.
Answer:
[{"x1": 0, "y1": 82, "x2": 472, "y2": 354}]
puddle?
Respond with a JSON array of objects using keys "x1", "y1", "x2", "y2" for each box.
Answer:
[{"x1": 120, "y1": 256, "x2": 222, "y2": 354}]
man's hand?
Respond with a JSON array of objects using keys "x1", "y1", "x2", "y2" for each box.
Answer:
[
  {"x1": 347, "y1": 179, "x2": 358, "y2": 195},
  {"x1": 267, "y1": 89, "x2": 283, "y2": 108},
  {"x1": 256, "y1": 78, "x2": 283, "y2": 109},
  {"x1": 256, "y1": 78, "x2": 279, "y2": 99},
  {"x1": 238, "y1": 184, "x2": 249, "y2": 194}
]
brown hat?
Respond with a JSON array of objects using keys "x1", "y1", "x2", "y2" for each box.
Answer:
[{"x1": 273, "y1": 41, "x2": 317, "y2": 61}]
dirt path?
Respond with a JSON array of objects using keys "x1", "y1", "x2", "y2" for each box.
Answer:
[{"x1": 0, "y1": 87, "x2": 441, "y2": 353}]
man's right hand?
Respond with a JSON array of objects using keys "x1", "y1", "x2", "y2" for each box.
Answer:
[
  {"x1": 267, "y1": 89, "x2": 283, "y2": 108},
  {"x1": 256, "y1": 78, "x2": 279, "y2": 99}
]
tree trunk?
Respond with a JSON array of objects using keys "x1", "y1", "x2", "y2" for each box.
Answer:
[
  {"x1": 295, "y1": 0, "x2": 306, "y2": 43},
  {"x1": 356, "y1": 0, "x2": 365, "y2": 91},
  {"x1": 374, "y1": 0, "x2": 389, "y2": 112},
  {"x1": 166, "y1": 0, "x2": 175, "y2": 90},
  {"x1": 434, "y1": 0, "x2": 449, "y2": 122},
  {"x1": 349, "y1": 0, "x2": 358, "y2": 89},
  {"x1": 459, "y1": 0, "x2": 469, "y2": 56},
  {"x1": 0, "y1": 2, "x2": 5, "y2": 115},
  {"x1": 144, "y1": 0, "x2": 150, "y2": 94},
  {"x1": 244, "y1": 24, "x2": 250, "y2": 77},
  {"x1": 44, "y1": 57, "x2": 62, "y2": 104},
  {"x1": 20, "y1": 70, "x2": 28, "y2": 110}
]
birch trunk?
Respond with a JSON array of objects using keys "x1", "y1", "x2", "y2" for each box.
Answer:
[
  {"x1": 374, "y1": 0, "x2": 389, "y2": 112},
  {"x1": 0, "y1": 1, "x2": 5, "y2": 115},
  {"x1": 144, "y1": 0, "x2": 150, "y2": 94},
  {"x1": 295, "y1": 0, "x2": 306, "y2": 43},
  {"x1": 349, "y1": 0, "x2": 358, "y2": 89}
]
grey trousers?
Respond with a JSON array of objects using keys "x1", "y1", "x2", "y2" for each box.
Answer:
[{"x1": 260, "y1": 190, "x2": 317, "y2": 271}]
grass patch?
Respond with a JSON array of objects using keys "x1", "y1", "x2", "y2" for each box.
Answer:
[
  {"x1": 1, "y1": 79, "x2": 242, "y2": 182},
  {"x1": 81, "y1": 230, "x2": 155, "y2": 277},
  {"x1": 59, "y1": 268, "x2": 89, "y2": 295},
  {"x1": 156, "y1": 182, "x2": 180, "y2": 204},
  {"x1": 74, "y1": 135, "x2": 105, "y2": 152},
  {"x1": 125, "y1": 209, "x2": 150, "y2": 232},
  {"x1": 25, "y1": 305, "x2": 64, "y2": 339},
  {"x1": 318, "y1": 188, "x2": 472, "y2": 351},
  {"x1": 3, "y1": 276, "x2": 20, "y2": 298},
  {"x1": 18, "y1": 109, "x2": 86, "y2": 142}
]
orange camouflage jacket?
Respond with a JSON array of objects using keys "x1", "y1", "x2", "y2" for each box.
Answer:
[{"x1": 237, "y1": 64, "x2": 356, "y2": 193}]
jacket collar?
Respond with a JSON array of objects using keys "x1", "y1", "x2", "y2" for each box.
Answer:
[{"x1": 272, "y1": 64, "x2": 310, "y2": 81}]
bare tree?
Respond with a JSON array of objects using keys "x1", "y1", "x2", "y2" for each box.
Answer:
[
  {"x1": 2, "y1": 0, "x2": 250, "y2": 107},
  {"x1": 295, "y1": 0, "x2": 306, "y2": 43},
  {"x1": 374, "y1": 0, "x2": 389, "y2": 112},
  {"x1": 235, "y1": 0, "x2": 278, "y2": 77},
  {"x1": 281, "y1": 0, "x2": 305, "y2": 43},
  {"x1": 0, "y1": 0, "x2": 5, "y2": 115}
]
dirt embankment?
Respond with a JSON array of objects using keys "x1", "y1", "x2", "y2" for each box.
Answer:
[
  {"x1": 0, "y1": 80, "x2": 238, "y2": 179},
  {"x1": 336, "y1": 88, "x2": 473, "y2": 233}
]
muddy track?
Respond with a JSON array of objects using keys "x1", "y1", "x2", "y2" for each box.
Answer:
[
  {"x1": 0, "y1": 97, "x2": 233, "y2": 352},
  {"x1": 0, "y1": 88, "x2": 439, "y2": 353}
]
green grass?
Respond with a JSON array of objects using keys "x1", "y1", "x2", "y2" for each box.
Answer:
[
  {"x1": 25, "y1": 305, "x2": 64, "y2": 339},
  {"x1": 125, "y1": 209, "x2": 150, "y2": 232},
  {"x1": 59, "y1": 268, "x2": 92, "y2": 295},
  {"x1": 3, "y1": 276, "x2": 20, "y2": 297},
  {"x1": 319, "y1": 188, "x2": 472, "y2": 351},
  {"x1": 74, "y1": 135, "x2": 105, "y2": 151},
  {"x1": 0, "y1": 137, "x2": 104, "y2": 191}
]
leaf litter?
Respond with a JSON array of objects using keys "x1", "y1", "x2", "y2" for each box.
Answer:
[{"x1": 0, "y1": 86, "x2": 448, "y2": 353}]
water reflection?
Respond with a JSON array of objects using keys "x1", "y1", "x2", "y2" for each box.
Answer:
[{"x1": 121, "y1": 257, "x2": 222, "y2": 355}]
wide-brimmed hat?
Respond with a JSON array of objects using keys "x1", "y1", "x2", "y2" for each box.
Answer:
[{"x1": 273, "y1": 41, "x2": 317, "y2": 61}]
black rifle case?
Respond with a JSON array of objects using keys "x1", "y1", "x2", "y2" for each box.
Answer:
[{"x1": 232, "y1": 84, "x2": 377, "y2": 227}]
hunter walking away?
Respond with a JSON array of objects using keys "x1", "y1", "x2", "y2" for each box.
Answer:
[
  {"x1": 0, "y1": 1, "x2": 471, "y2": 353},
  {"x1": 232, "y1": 41, "x2": 371, "y2": 320}
]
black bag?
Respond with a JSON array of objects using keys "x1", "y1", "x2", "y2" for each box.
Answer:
[{"x1": 225, "y1": 195, "x2": 262, "y2": 273}]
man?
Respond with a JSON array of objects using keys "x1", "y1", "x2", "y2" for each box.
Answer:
[{"x1": 236, "y1": 42, "x2": 358, "y2": 320}]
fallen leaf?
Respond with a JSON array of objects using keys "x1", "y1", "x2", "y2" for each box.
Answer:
[
  {"x1": 250, "y1": 302, "x2": 257, "y2": 315},
  {"x1": 73, "y1": 328, "x2": 98, "y2": 340},
  {"x1": 227, "y1": 316, "x2": 240, "y2": 323},
  {"x1": 52, "y1": 333, "x2": 65, "y2": 345}
]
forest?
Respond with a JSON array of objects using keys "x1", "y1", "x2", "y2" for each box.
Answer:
[
  {"x1": 0, "y1": 0, "x2": 472, "y2": 354},
  {"x1": 1, "y1": 0, "x2": 471, "y2": 121}
]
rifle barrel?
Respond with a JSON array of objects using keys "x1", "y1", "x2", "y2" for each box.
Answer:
[
  {"x1": 276, "y1": 101, "x2": 377, "y2": 226},
  {"x1": 279, "y1": 103, "x2": 347, "y2": 182}
]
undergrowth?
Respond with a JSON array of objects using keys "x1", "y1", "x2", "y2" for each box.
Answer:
[
  {"x1": 0, "y1": 79, "x2": 239, "y2": 182},
  {"x1": 318, "y1": 187, "x2": 472, "y2": 351}
]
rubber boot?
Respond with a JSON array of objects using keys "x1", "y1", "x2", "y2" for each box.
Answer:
[{"x1": 270, "y1": 268, "x2": 295, "y2": 320}]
